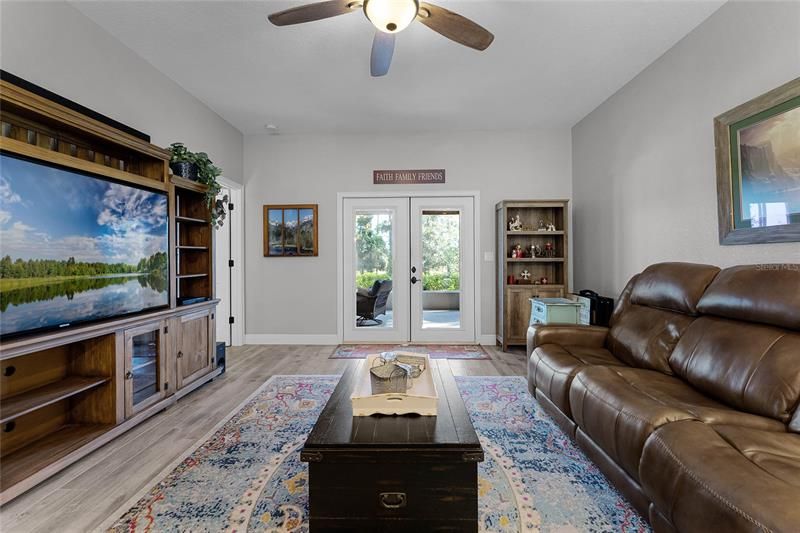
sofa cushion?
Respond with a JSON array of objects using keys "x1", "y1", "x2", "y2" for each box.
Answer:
[
  {"x1": 607, "y1": 305, "x2": 694, "y2": 375},
  {"x1": 569, "y1": 366, "x2": 784, "y2": 481},
  {"x1": 697, "y1": 264, "x2": 800, "y2": 331},
  {"x1": 606, "y1": 268, "x2": 712, "y2": 374},
  {"x1": 631, "y1": 262, "x2": 720, "y2": 315},
  {"x1": 529, "y1": 343, "x2": 624, "y2": 417},
  {"x1": 669, "y1": 316, "x2": 800, "y2": 424},
  {"x1": 641, "y1": 421, "x2": 800, "y2": 533}
]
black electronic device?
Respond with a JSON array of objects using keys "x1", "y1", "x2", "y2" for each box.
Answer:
[{"x1": 578, "y1": 290, "x2": 615, "y2": 327}]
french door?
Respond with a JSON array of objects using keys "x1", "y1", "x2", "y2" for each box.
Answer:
[{"x1": 343, "y1": 196, "x2": 475, "y2": 343}]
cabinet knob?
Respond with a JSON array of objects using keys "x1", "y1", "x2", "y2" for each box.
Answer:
[
  {"x1": 125, "y1": 371, "x2": 133, "y2": 380},
  {"x1": 177, "y1": 351, "x2": 183, "y2": 358}
]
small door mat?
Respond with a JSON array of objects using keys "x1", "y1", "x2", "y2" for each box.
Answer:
[{"x1": 331, "y1": 344, "x2": 490, "y2": 360}]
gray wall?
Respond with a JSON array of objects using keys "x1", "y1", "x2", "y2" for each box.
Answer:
[
  {"x1": 0, "y1": 0, "x2": 243, "y2": 181},
  {"x1": 571, "y1": 0, "x2": 800, "y2": 298},
  {"x1": 244, "y1": 130, "x2": 572, "y2": 339}
]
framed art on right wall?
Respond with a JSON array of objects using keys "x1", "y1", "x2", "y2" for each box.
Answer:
[{"x1": 714, "y1": 77, "x2": 800, "y2": 245}]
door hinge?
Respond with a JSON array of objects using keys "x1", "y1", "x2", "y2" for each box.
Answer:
[
  {"x1": 164, "y1": 382, "x2": 169, "y2": 390},
  {"x1": 163, "y1": 326, "x2": 168, "y2": 334},
  {"x1": 228, "y1": 202, "x2": 234, "y2": 211},
  {"x1": 229, "y1": 316, "x2": 235, "y2": 325},
  {"x1": 228, "y1": 259, "x2": 234, "y2": 268}
]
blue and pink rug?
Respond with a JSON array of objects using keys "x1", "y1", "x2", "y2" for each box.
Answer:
[
  {"x1": 331, "y1": 343, "x2": 490, "y2": 360},
  {"x1": 105, "y1": 375, "x2": 649, "y2": 532}
]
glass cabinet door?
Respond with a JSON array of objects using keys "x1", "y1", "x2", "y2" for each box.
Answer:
[{"x1": 124, "y1": 323, "x2": 165, "y2": 416}]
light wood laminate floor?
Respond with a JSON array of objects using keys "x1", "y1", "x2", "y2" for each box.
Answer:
[{"x1": 1, "y1": 344, "x2": 527, "y2": 533}]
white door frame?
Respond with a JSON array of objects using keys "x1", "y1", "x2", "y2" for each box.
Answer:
[
  {"x1": 337, "y1": 190, "x2": 481, "y2": 344},
  {"x1": 215, "y1": 176, "x2": 245, "y2": 347}
]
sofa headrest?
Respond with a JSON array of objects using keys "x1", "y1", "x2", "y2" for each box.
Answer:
[
  {"x1": 630, "y1": 262, "x2": 721, "y2": 315},
  {"x1": 697, "y1": 265, "x2": 800, "y2": 330}
]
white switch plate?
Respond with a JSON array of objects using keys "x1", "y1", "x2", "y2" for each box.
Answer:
[{"x1": 484, "y1": 251, "x2": 494, "y2": 262}]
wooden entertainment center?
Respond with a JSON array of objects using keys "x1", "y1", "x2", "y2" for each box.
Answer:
[{"x1": 0, "y1": 78, "x2": 220, "y2": 503}]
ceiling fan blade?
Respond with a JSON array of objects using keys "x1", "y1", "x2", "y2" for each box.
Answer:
[
  {"x1": 417, "y1": 2, "x2": 494, "y2": 51},
  {"x1": 370, "y1": 31, "x2": 395, "y2": 77},
  {"x1": 268, "y1": 0, "x2": 359, "y2": 26}
]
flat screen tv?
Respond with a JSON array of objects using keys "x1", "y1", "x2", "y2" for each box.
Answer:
[{"x1": 0, "y1": 151, "x2": 169, "y2": 338}]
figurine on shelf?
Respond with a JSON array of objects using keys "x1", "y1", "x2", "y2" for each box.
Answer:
[
  {"x1": 508, "y1": 215, "x2": 523, "y2": 232},
  {"x1": 540, "y1": 276, "x2": 549, "y2": 285},
  {"x1": 546, "y1": 223, "x2": 557, "y2": 232},
  {"x1": 537, "y1": 219, "x2": 546, "y2": 231},
  {"x1": 512, "y1": 244, "x2": 523, "y2": 258},
  {"x1": 530, "y1": 244, "x2": 542, "y2": 258},
  {"x1": 544, "y1": 242, "x2": 554, "y2": 257},
  {"x1": 520, "y1": 269, "x2": 531, "y2": 281}
]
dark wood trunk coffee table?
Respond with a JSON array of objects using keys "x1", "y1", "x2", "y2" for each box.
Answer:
[{"x1": 301, "y1": 361, "x2": 484, "y2": 532}]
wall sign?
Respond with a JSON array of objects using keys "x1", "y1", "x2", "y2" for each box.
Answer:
[{"x1": 373, "y1": 169, "x2": 446, "y2": 185}]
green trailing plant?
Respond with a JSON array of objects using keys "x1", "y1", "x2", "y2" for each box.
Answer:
[{"x1": 169, "y1": 143, "x2": 227, "y2": 228}]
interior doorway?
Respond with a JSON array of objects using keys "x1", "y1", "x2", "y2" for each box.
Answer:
[
  {"x1": 341, "y1": 195, "x2": 477, "y2": 344},
  {"x1": 214, "y1": 178, "x2": 244, "y2": 346}
]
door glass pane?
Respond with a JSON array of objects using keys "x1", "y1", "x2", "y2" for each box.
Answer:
[
  {"x1": 354, "y1": 211, "x2": 394, "y2": 329},
  {"x1": 131, "y1": 330, "x2": 159, "y2": 406},
  {"x1": 421, "y1": 210, "x2": 460, "y2": 328}
]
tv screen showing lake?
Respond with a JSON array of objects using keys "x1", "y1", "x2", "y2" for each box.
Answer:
[{"x1": 0, "y1": 153, "x2": 169, "y2": 337}]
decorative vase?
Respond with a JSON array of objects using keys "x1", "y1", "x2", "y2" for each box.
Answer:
[{"x1": 169, "y1": 161, "x2": 198, "y2": 180}]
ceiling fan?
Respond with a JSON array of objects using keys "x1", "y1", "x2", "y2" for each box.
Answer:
[{"x1": 267, "y1": 0, "x2": 494, "y2": 77}]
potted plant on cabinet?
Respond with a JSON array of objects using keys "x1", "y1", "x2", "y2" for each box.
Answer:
[{"x1": 168, "y1": 142, "x2": 227, "y2": 228}]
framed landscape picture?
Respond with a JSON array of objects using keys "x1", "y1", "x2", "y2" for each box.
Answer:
[
  {"x1": 714, "y1": 77, "x2": 800, "y2": 244},
  {"x1": 263, "y1": 204, "x2": 318, "y2": 256}
]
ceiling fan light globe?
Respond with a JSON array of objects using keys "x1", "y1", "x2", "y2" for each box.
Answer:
[{"x1": 364, "y1": 0, "x2": 419, "y2": 33}]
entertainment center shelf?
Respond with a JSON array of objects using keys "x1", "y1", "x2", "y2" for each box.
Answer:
[
  {"x1": 0, "y1": 376, "x2": 110, "y2": 424},
  {"x1": 0, "y1": 76, "x2": 220, "y2": 504},
  {"x1": 176, "y1": 215, "x2": 209, "y2": 224}
]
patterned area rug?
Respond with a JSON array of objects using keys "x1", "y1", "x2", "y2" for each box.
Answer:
[
  {"x1": 104, "y1": 375, "x2": 650, "y2": 532},
  {"x1": 331, "y1": 343, "x2": 490, "y2": 360}
]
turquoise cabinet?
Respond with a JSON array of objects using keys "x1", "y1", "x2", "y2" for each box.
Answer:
[{"x1": 529, "y1": 298, "x2": 582, "y2": 326}]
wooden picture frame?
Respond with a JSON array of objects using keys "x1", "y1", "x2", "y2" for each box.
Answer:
[
  {"x1": 263, "y1": 204, "x2": 319, "y2": 257},
  {"x1": 714, "y1": 77, "x2": 800, "y2": 245}
]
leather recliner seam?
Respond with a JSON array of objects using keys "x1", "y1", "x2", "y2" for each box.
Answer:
[
  {"x1": 650, "y1": 434, "x2": 772, "y2": 532},
  {"x1": 537, "y1": 352, "x2": 581, "y2": 378},
  {"x1": 740, "y1": 332, "x2": 786, "y2": 416},
  {"x1": 574, "y1": 374, "x2": 691, "y2": 427}
]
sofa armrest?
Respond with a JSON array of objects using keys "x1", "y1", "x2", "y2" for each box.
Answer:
[{"x1": 527, "y1": 324, "x2": 609, "y2": 356}]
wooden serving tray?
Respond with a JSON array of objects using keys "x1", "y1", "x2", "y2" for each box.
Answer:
[{"x1": 350, "y1": 353, "x2": 438, "y2": 416}]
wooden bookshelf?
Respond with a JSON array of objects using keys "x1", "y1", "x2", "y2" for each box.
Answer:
[{"x1": 496, "y1": 200, "x2": 570, "y2": 349}]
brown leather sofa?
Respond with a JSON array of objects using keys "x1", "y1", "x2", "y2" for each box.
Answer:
[{"x1": 527, "y1": 262, "x2": 800, "y2": 532}]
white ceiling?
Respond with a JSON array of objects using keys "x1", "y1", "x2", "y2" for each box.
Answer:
[{"x1": 71, "y1": 0, "x2": 724, "y2": 135}]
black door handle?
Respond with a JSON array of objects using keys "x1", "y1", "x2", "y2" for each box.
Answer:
[{"x1": 411, "y1": 276, "x2": 419, "y2": 284}]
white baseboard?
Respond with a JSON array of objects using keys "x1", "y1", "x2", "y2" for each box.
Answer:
[
  {"x1": 245, "y1": 334, "x2": 498, "y2": 346},
  {"x1": 244, "y1": 334, "x2": 341, "y2": 345},
  {"x1": 478, "y1": 334, "x2": 498, "y2": 346}
]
